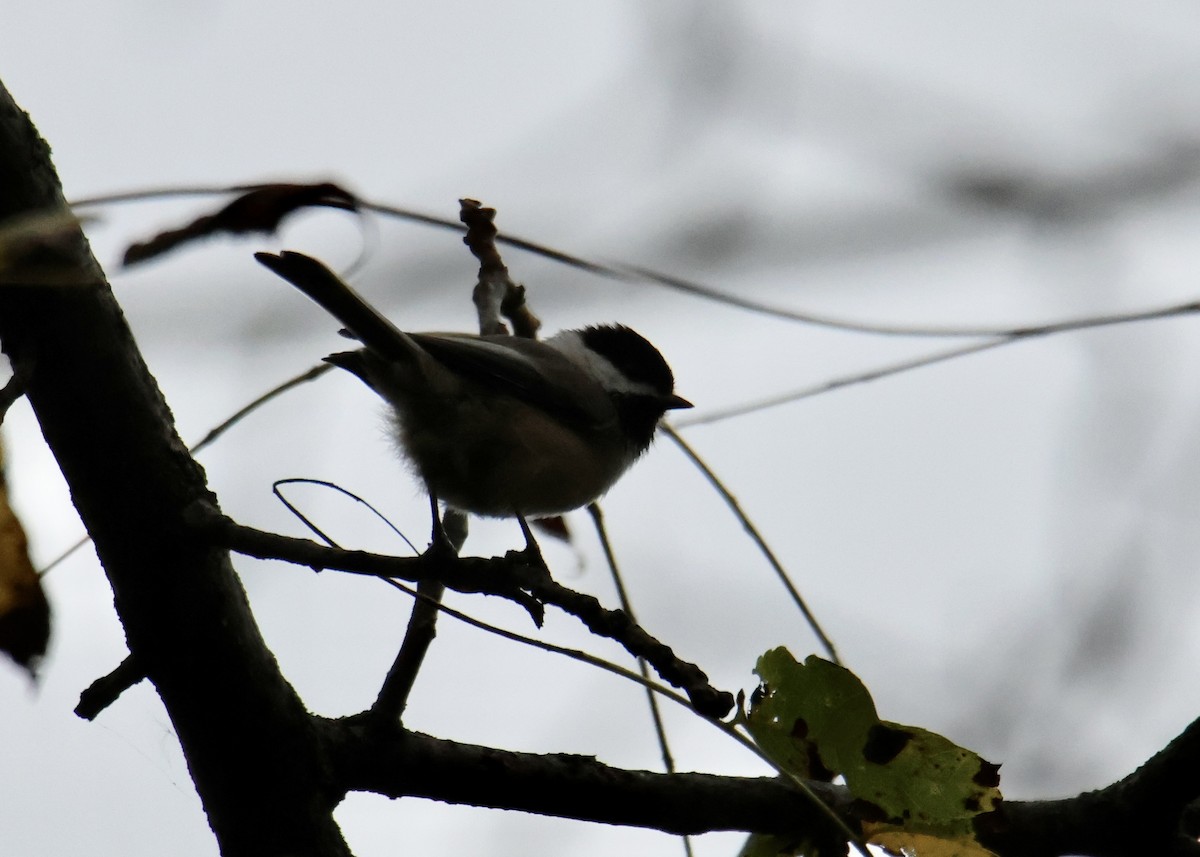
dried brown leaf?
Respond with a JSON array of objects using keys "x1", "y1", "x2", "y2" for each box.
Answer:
[
  {"x1": 123, "y1": 181, "x2": 359, "y2": 266},
  {"x1": 0, "y1": 440, "x2": 49, "y2": 676}
]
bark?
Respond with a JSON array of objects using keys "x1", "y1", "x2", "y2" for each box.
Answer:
[{"x1": 0, "y1": 80, "x2": 351, "y2": 857}]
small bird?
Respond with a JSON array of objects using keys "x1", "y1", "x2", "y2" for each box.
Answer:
[{"x1": 255, "y1": 251, "x2": 691, "y2": 519}]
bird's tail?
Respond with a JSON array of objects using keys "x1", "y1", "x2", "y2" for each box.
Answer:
[
  {"x1": 323, "y1": 349, "x2": 379, "y2": 392},
  {"x1": 254, "y1": 251, "x2": 416, "y2": 363}
]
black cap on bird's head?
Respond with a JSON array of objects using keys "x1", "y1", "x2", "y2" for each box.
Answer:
[
  {"x1": 566, "y1": 324, "x2": 691, "y2": 453},
  {"x1": 578, "y1": 325, "x2": 692, "y2": 411}
]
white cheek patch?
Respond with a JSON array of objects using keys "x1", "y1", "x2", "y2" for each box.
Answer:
[{"x1": 545, "y1": 330, "x2": 662, "y2": 398}]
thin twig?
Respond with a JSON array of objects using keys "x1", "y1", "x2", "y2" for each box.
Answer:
[
  {"x1": 71, "y1": 184, "x2": 1200, "y2": 340},
  {"x1": 661, "y1": 425, "x2": 841, "y2": 664},
  {"x1": 74, "y1": 654, "x2": 144, "y2": 720},
  {"x1": 372, "y1": 575, "x2": 443, "y2": 722},
  {"x1": 271, "y1": 478, "x2": 420, "y2": 556},
  {"x1": 39, "y1": 364, "x2": 337, "y2": 577},
  {"x1": 678, "y1": 296, "x2": 1200, "y2": 428},
  {"x1": 587, "y1": 503, "x2": 677, "y2": 769},
  {"x1": 196, "y1": 509, "x2": 731, "y2": 714},
  {"x1": 371, "y1": 500, "x2": 466, "y2": 722},
  {"x1": 353, "y1": 201, "x2": 1200, "y2": 339},
  {"x1": 272, "y1": 479, "x2": 343, "y2": 549},
  {"x1": 370, "y1": 204, "x2": 525, "y2": 721},
  {"x1": 191, "y1": 363, "x2": 334, "y2": 455},
  {"x1": 675, "y1": 338, "x2": 1008, "y2": 429},
  {"x1": 372, "y1": 574, "x2": 869, "y2": 855},
  {"x1": 35, "y1": 533, "x2": 88, "y2": 578},
  {"x1": 588, "y1": 503, "x2": 694, "y2": 857}
]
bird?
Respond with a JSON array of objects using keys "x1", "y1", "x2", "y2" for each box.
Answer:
[{"x1": 255, "y1": 251, "x2": 691, "y2": 519}]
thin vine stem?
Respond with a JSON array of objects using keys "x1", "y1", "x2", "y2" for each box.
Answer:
[
  {"x1": 376, "y1": 573, "x2": 870, "y2": 854},
  {"x1": 660, "y1": 424, "x2": 841, "y2": 664},
  {"x1": 71, "y1": 183, "x2": 1200, "y2": 340}
]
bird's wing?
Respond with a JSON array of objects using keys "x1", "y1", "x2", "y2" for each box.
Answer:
[
  {"x1": 256, "y1": 251, "x2": 616, "y2": 430},
  {"x1": 412, "y1": 332, "x2": 615, "y2": 430}
]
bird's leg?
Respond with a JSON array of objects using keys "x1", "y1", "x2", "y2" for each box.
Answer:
[
  {"x1": 516, "y1": 513, "x2": 547, "y2": 570},
  {"x1": 425, "y1": 490, "x2": 457, "y2": 558}
]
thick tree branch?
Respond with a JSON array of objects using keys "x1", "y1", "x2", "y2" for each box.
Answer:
[
  {"x1": 319, "y1": 715, "x2": 1200, "y2": 857},
  {"x1": 322, "y1": 716, "x2": 852, "y2": 837},
  {"x1": 0, "y1": 81, "x2": 349, "y2": 856},
  {"x1": 979, "y1": 715, "x2": 1200, "y2": 857}
]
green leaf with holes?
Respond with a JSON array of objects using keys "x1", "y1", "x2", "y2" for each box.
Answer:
[{"x1": 746, "y1": 648, "x2": 1002, "y2": 856}]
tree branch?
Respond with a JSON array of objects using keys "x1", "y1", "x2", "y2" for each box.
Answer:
[
  {"x1": 370, "y1": 507, "x2": 466, "y2": 723},
  {"x1": 978, "y1": 715, "x2": 1200, "y2": 857},
  {"x1": 319, "y1": 714, "x2": 1200, "y2": 856},
  {"x1": 323, "y1": 716, "x2": 852, "y2": 837},
  {"x1": 74, "y1": 654, "x2": 144, "y2": 720},
  {"x1": 0, "y1": 80, "x2": 350, "y2": 856},
  {"x1": 200, "y1": 511, "x2": 733, "y2": 717}
]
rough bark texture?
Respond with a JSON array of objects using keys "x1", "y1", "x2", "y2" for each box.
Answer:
[{"x1": 0, "y1": 81, "x2": 351, "y2": 857}]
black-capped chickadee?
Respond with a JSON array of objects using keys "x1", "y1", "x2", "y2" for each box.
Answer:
[{"x1": 255, "y1": 251, "x2": 691, "y2": 518}]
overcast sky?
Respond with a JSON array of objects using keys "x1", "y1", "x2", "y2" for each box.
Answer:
[{"x1": 6, "y1": 3, "x2": 1200, "y2": 856}]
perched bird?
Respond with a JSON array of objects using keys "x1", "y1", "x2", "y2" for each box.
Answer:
[{"x1": 256, "y1": 251, "x2": 690, "y2": 518}]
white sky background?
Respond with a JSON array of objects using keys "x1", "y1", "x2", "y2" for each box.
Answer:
[{"x1": 6, "y1": 2, "x2": 1200, "y2": 855}]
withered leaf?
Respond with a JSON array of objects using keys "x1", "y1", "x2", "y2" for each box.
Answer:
[
  {"x1": 0, "y1": 440, "x2": 49, "y2": 677},
  {"x1": 123, "y1": 182, "x2": 359, "y2": 266}
]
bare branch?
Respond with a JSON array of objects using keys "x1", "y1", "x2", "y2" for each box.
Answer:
[
  {"x1": 661, "y1": 425, "x2": 841, "y2": 663},
  {"x1": 459, "y1": 198, "x2": 541, "y2": 338},
  {"x1": 323, "y1": 717, "x2": 853, "y2": 839},
  {"x1": 371, "y1": 502, "x2": 463, "y2": 723},
  {"x1": 979, "y1": 715, "x2": 1200, "y2": 857},
  {"x1": 74, "y1": 654, "x2": 144, "y2": 720},
  {"x1": 319, "y1": 714, "x2": 1200, "y2": 857},
  {"x1": 198, "y1": 510, "x2": 733, "y2": 717}
]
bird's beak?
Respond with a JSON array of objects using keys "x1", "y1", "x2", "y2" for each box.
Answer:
[{"x1": 663, "y1": 393, "x2": 693, "y2": 410}]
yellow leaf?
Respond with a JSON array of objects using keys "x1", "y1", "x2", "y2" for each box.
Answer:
[{"x1": 867, "y1": 829, "x2": 999, "y2": 857}]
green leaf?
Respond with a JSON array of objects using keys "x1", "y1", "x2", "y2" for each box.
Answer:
[
  {"x1": 747, "y1": 648, "x2": 878, "y2": 780},
  {"x1": 746, "y1": 648, "x2": 1002, "y2": 856}
]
